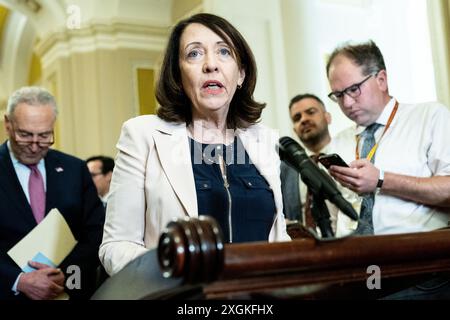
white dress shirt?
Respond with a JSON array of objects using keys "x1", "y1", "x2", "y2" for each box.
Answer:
[
  {"x1": 8, "y1": 141, "x2": 47, "y2": 200},
  {"x1": 329, "y1": 99, "x2": 450, "y2": 236}
]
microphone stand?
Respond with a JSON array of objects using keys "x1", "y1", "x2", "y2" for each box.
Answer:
[{"x1": 310, "y1": 194, "x2": 334, "y2": 238}]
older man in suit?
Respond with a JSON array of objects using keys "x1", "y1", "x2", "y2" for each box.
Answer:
[{"x1": 0, "y1": 87, "x2": 105, "y2": 300}]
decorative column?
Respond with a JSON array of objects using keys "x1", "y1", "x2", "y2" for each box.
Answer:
[
  {"x1": 280, "y1": 0, "x2": 322, "y2": 98},
  {"x1": 34, "y1": 22, "x2": 168, "y2": 158}
]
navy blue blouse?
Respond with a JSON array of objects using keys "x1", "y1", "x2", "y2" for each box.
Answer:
[{"x1": 189, "y1": 137, "x2": 276, "y2": 243}]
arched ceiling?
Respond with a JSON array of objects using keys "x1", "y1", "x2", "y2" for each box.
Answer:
[
  {"x1": 0, "y1": 3, "x2": 36, "y2": 108},
  {"x1": 0, "y1": 0, "x2": 177, "y2": 38},
  {"x1": 0, "y1": 0, "x2": 202, "y2": 108}
]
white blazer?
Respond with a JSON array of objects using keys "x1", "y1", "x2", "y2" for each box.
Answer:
[{"x1": 99, "y1": 115, "x2": 290, "y2": 276}]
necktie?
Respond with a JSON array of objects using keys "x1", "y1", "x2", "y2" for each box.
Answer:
[
  {"x1": 303, "y1": 154, "x2": 323, "y2": 230},
  {"x1": 28, "y1": 164, "x2": 46, "y2": 223},
  {"x1": 304, "y1": 191, "x2": 316, "y2": 230},
  {"x1": 355, "y1": 123, "x2": 382, "y2": 235}
]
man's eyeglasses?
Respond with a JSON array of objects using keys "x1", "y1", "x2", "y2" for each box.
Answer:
[
  {"x1": 90, "y1": 172, "x2": 104, "y2": 178},
  {"x1": 11, "y1": 124, "x2": 54, "y2": 147},
  {"x1": 328, "y1": 73, "x2": 376, "y2": 103}
]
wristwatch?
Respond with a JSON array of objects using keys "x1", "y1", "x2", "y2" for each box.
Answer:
[{"x1": 377, "y1": 169, "x2": 384, "y2": 190}]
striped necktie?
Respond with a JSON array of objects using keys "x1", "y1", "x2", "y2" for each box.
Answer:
[{"x1": 355, "y1": 123, "x2": 382, "y2": 235}]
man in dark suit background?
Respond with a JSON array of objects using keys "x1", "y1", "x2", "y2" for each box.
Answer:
[
  {"x1": 0, "y1": 86, "x2": 105, "y2": 300},
  {"x1": 86, "y1": 155, "x2": 115, "y2": 207},
  {"x1": 281, "y1": 93, "x2": 332, "y2": 222}
]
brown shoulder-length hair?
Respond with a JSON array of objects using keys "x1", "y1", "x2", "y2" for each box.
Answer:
[{"x1": 156, "y1": 13, "x2": 265, "y2": 129}]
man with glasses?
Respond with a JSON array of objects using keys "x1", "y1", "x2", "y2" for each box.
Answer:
[
  {"x1": 0, "y1": 87, "x2": 105, "y2": 300},
  {"x1": 86, "y1": 156, "x2": 115, "y2": 207},
  {"x1": 325, "y1": 41, "x2": 450, "y2": 298}
]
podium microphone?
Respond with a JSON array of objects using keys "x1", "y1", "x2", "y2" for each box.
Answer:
[{"x1": 278, "y1": 136, "x2": 358, "y2": 221}]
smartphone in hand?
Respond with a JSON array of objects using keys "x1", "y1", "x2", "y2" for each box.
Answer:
[{"x1": 318, "y1": 153, "x2": 349, "y2": 169}]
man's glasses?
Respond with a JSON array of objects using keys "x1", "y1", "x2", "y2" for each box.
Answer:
[
  {"x1": 11, "y1": 124, "x2": 54, "y2": 147},
  {"x1": 328, "y1": 73, "x2": 376, "y2": 103},
  {"x1": 90, "y1": 172, "x2": 104, "y2": 178}
]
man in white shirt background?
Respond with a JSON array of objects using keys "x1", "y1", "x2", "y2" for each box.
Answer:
[
  {"x1": 326, "y1": 40, "x2": 450, "y2": 299},
  {"x1": 326, "y1": 40, "x2": 450, "y2": 236}
]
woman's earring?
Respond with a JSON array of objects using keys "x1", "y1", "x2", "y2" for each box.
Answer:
[{"x1": 237, "y1": 84, "x2": 242, "y2": 90}]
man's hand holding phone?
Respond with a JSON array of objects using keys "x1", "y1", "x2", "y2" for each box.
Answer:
[
  {"x1": 323, "y1": 155, "x2": 380, "y2": 194},
  {"x1": 318, "y1": 153, "x2": 349, "y2": 169}
]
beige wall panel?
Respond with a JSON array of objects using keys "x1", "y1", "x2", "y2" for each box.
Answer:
[
  {"x1": 41, "y1": 48, "x2": 157, "y2": 160},
  {"x1": 43, "y1": 60, "x2": 77, "y2": 155},
  {"x1": 172, "y1": 0, "x2": 202, "y2": 21},
  {"x1": 70, "y1": 52, "x2": 103, "y2": 159},
  {"x1": 0, "y1": 118, "x2": 5, "y2": 143}
]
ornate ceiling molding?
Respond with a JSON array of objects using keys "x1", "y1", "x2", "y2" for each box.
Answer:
[
  {"x1": 35, "y1": 20, "x2": 170, "y2": 69},
  {"x1": 0, "y1": 10, "x2": 34, "y2": 98},
  {"x1": 15, "y1": 0, "x2": 41, "y2": 13}
]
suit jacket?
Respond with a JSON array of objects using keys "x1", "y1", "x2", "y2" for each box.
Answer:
[
  {"x1": 0, "y1": 142, "x2": 105, "y2": 300},
  {"x1": 280, "y1": 161, "x2": 302, "y2": 221},
  {"x1": 100, "y1": 115, "x2": 291, "y2": 276}
]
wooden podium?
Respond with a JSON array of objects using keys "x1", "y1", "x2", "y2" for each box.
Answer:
[
  {"x1": 93, "y1": 217, "x2": 450, "y2": 299},
  {"x1": 156, "y1": 217, "x2": 450, "y2": 299}
]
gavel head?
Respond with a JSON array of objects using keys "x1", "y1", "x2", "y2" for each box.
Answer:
[{"x1": 158, "y1": 216, "x2": 225, "y2": 284}]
